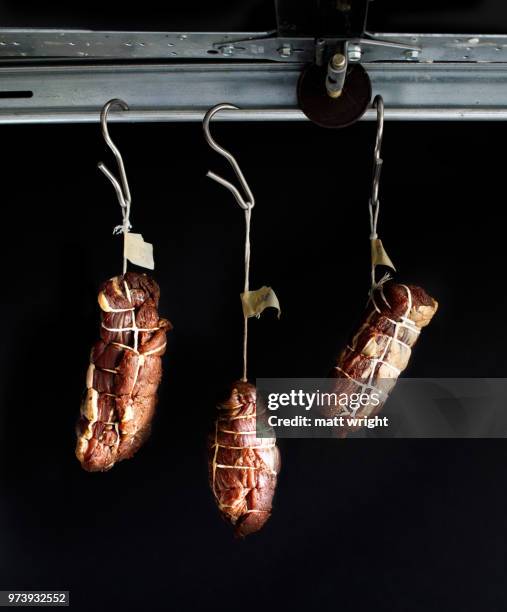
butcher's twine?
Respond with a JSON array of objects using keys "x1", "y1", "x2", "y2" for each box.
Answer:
[
  {"x1": 368, "y1": 99, "x2": 394, "y2": 304},
  {"x1": 336, "y1": 284, "x2": 419, "y2": 404},
  {"x1": 242, "y1": 205, "x2": 252, "y2": 382},
  {"x1": 369, "y1": 200, "x2": 379, "y2": 286},
  {"x1": 113, "y1": 201, "x2": 132, "y2": 275},
  {"x1": 369, "y1": 198, "x2": 393, "y2": 311}
]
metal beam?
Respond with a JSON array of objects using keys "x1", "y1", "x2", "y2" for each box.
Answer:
[
  {"x1": 1, "y1": 30, "x2": 507, "y2": 63},
  {"x1": 0, "y1": 62, "x2": 506, "y2": 123}
]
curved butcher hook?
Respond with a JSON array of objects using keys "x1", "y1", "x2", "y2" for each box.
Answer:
[
  {"x1": 370, "y1": 94, "x2": 384, "y2": 209},
  {"x1": 97, "y1": 98, "x2": 132, "y2": 233},
  {"x1": 203, "y1": 103, "x2": 255, "y2": 210}
]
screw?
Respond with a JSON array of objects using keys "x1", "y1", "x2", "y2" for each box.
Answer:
[
  {"x1": 279, "y1": 43, "x2": 292, "y2": 58},
  {"x1": 222, "y1": 44, "x2": 235, "y2": 56},
  {"x1": 404, "y1": 49, "x2": 420, "y2": 60},
  {"x1": 348, "y1": 43, "x2": 362, "y2": 62}
]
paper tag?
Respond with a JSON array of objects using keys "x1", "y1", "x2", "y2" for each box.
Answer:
[
  {"x1": 241, "y1": 286, "x2": 281, "y2": 319},
  {"x1": 124, "y1": 233, "x2": 155, "y2": 270},
  {"x1": 371, "y1": 238, "x2": 396, "y2": 271}
]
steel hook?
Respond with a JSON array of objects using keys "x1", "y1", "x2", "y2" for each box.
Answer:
[
  {"x1": 370, "y1": 95, "x2": 384, "y2": 206},
  {"x1": 97, "y1": 98, "x2": 132, "y2": 214},
  {"x1": 203, "y1": 103, "x2": 255, "y2": 210}
]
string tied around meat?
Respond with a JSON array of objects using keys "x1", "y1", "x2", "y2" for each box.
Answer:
[
  {"x1": 242, "y1": 204, "x2": 253, "y2": 382},
  {"x1": 98, "y1": 98, "x2": 133, "y2": 274},
  {"x1": 203, "y1": 103, "x2": 255, "y2": 383},
  {"x1": 368, "y1": 95, "x2": 396, "y2": 312},
  {"x1": 203, "y1": 103, "x2": 280, "y2": 383}
]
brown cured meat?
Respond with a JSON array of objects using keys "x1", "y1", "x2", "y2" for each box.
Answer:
[
  {"x1": 330, "y1": 282, "x2": 438, "y2": 436},
  {"x1": 76, "y1": 272, "x2": 171, "y2": 471},
  {"x1": 208, "y1": 381, "x2": 280, "y2": 537}
]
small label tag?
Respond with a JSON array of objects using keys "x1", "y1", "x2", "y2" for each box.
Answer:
[
  {"x1": 241, "y1": 286, "x2": 281, "y2": 319},
  {"x1": 124, "y1": 233, "x2": 155, "y2": 270},
  {"x1": 371, "y1": 238, "x2": 396, "y2": 271}
]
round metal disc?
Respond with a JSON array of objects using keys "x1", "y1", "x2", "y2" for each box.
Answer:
[{"x1": 297, "y1": 63, "x2": 372, "y2": 128}]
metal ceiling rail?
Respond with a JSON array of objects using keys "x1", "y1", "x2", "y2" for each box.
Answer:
[
  {"x1": 1, "y1": 30, "x2": 507, "y2": 63},
  {"x1": 0, "y1": 62, "x2": 505, "y2": 123},
  {"x1": 1, "y1": 30, "x2": 507, "y2": 123}
]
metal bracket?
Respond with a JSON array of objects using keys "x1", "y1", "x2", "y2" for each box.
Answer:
[{"x1": 0, "y1": 30, "x2": 504, "y2": 62}]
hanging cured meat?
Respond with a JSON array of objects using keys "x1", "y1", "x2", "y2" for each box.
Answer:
[
  {"x1": 208, "y1": 381, "x2": 281, "y2": 537},
  {"x1": 203, "y1": 104, "x2": 282, "y2": 536},
  {"x1": 76, "y1": 271, "x2": 171, "y2": 471},
  {"x1": 330, "y1": 281, "x2": 438, "y2": 436}
]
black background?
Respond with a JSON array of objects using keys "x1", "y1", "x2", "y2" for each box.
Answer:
[
  {"x1": 1, "y1": 1, "x2": 507, "y2": 611},
  {"x1": 0, "y1": 118, "x2": 505, "y2": 611},
  {"x1": 1, "y1": 0, "x2": 507, "y2": 33}
]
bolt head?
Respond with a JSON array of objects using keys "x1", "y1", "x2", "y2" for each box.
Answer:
[
  {"x1": 404, "y1": 49, "x2": 420, "y2": 60},
  {"x1": 279, "y1": 44, "x2": 292, "y2": 58},
  {"x1": 331, "y1": 53, "x2": 346, "y2": 69},
  {"x1": 348, "y1": 44, "x2": 362, "y2": 61}
]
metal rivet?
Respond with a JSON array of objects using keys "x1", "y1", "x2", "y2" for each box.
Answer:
[
  {"x1": 222, "y1": 44, "x2": 235, "y2": 56},
  {"x1": 404, "y1": 49, "x2": 420, "y2": 60},
  {"x1": 279, "y1": 43, "x2": 292, "y2": 58}
]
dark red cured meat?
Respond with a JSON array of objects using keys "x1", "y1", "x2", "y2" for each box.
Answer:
[
  {"x1": 208, "y1": 381, "x2": 280, "y2": 537},
  {"x1": 76, "y1": 272, "x2": 171, "y2": 471}
]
